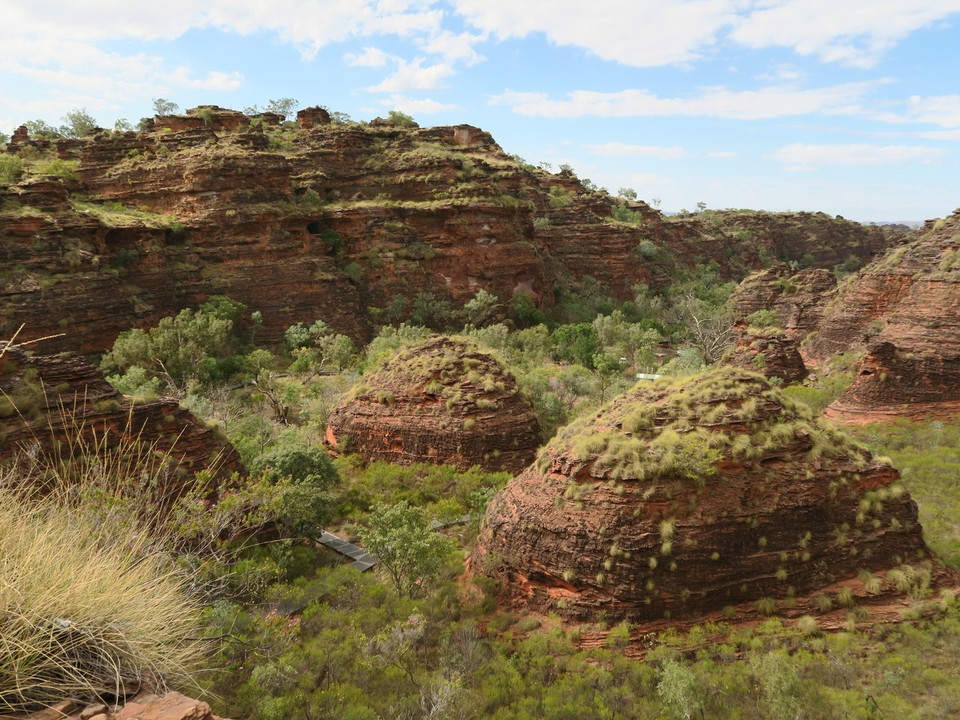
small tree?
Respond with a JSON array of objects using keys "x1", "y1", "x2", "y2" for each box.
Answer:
[
  {"x1": 386, "y1": 110, "x2": 418, "y2": 128},
  {"x1": 263, "y1": 98, "x2": 299, "y2": 120},
  {"x1": 152, "y1": 98, "x2": 179, "y2": 116},
  {"x1": 60, "y1": 108, "x2": 98, "y2": 138},
  {"x1": 24, "y1": 119, "x2": 61, "y2": 139},
  {"x1": 360, "y1": 501, "x2": 454, "y2": 598},
  {"x1": 113, "y1": 118, "x2": 133, "y2": 132},
  {"x1": 657, "y1": 660, "x2": 704, "y2": 719},
  {"x1": 102, "y1": 307, "x2": 234, "y2": 392},
  {"x1": 617, "y1": 187, "x2": 638, "y2": 201},
  {"x1": 462, "y1": 289, "x2": 501, "y2": 328}
]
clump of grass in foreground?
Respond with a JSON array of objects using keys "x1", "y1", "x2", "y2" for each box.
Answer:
[{"x1": 0, "y1": 483, "x2": 204, "y2": 712}]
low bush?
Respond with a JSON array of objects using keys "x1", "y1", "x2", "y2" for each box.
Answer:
[{"x1": 0, "y1": 483, "x2": 202, "y2": 712}]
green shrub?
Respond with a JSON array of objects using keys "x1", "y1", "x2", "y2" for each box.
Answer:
[
  {"x1": 386, "y1": 110, "x2": 418, "y2": 128},
  {"x1": 548, "y1": 186, "x2": 574, "y2": 208},
  {"x1": 34, "y1": 159, "x2": 79, "y2": 182},
  {"x1": 0, "y1": 155, "x2": 23, "y2": 183}
]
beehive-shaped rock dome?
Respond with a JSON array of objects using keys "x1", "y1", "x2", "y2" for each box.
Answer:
[
  {"x1": 474, "y1": 367, "x2": 951, "y2": 623},
  {"x1": 325, "y1": 335, "x2": 541, "y2": 473}
]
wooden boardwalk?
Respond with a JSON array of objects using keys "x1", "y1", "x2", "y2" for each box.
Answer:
[{"x1": 318, "y1": 531, "x2": 377, "y2": 572}]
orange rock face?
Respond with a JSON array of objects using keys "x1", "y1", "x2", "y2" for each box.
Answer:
[
  {"x1": 0, "y1": 107, "x2": 897, "y2": 355},
  {"x1": 730, "y1": 265, "x2": 838, "y2": 339},
  {"x1": 326, "y1": 336, "x2": 540, "y2": 473},
  {"x1": 473, "y1": 368, "x2": 953, "y2": 623},
  {"x1": 726, "y1": 326, "x2": 808, "y2": 384},
  {"x1": 0, "y1": 344, "x2": 243, "y2": 491},
  {"x1": 805, "y1": 211, "x2": 960, "y2": 420}
]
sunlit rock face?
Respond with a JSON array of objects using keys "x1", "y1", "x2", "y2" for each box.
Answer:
[
  {"x1": 326, "y1": 335, "x2": 541, "y2": 473},
  {"x1": 475, "y1": 367, "x2": 945, "y2": 624}
]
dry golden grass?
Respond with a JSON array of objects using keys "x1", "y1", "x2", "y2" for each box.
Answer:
[{"x1": 0, "y1": 482, "x2": 204, "y2": 712}]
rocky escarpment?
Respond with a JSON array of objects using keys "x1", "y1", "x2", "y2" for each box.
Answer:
[
  {"x1": 325, "y1": 336, "x2": 540, "y2": 473},
  {"x1": 803, "y1": 211, "x2": 960, "y2": 420},
  {"x1": 2, "y1": 105, "x2": 897, "y2": 355},
  {"x1": 729, "y1": 265, "x2": 838, "y2": 339},
  {"x1": 0, "y1": 343, "x2": 243, "y2": 488},
  {"x1": 473, "y1": 367, "x2": 954, "y2": 625}
]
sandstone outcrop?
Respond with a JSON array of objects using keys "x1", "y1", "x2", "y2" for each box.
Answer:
[
  {"x1": 26, "y1": 692, "x2": 231, "y2": 720},
  {"x1": 325, "y1": 335, "x2": 540, "y2": 473},
  {"x1": 0, "y1": 343, "x2": 243, "y2": 489},
  {"x1": 1, "y1": 106, "x2": 897, "y2": 355},
  {"x1": 729, "y1": 265, "x2": 838, "y2": 338},
  {"x1": 803, "y1": 211, "x2": 960, "y2": 420},
  {"x1": 474, "y1": 367, "x2": 953, "y2": 624},
  {"x1": 726, "y1": 325, "x2": 808, "y2": 383}
]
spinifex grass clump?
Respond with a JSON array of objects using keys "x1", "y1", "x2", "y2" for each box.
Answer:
[{"x1": 0, "y1": 484, "x2": 203, "y2": 712}]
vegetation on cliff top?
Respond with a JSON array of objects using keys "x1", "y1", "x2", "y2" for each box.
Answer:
[{"x1": 540, "y1": 366, "x2": 869, "y2": 485}]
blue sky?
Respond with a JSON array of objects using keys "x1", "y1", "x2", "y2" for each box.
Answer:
[{"x1": 2, "y1": 1, "x2": 959, "y2": 222}]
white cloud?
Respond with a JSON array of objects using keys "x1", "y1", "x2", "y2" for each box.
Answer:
[
  {"x1": 491, "y1": 82, "x2": 878, "y2": 120},
  {"x1": 420, "y1": 30, "x2": 487, "y2": 65},
  {"x1": 917, "y1": 129, "x2": 960, "y2": 140},
  {"x1": 0, "y1": 2, "x2": 446, "y2": 56},
  {"x1": 731, "y1": 0, "x2": 960, "y2": 68},
  {"x1": 452, "y1": 0, "x2": 738, "y2": 67},
  {"x1": 169, "y1": 68, "x2": 244, "y2": 91},
  {"x1": 904, "y1": 94, "x2": 960, "y2": 127},
  {"x1": 383, "y1": 94, "x2": 459, "y2": 114},
  {"x1": 768, "y1": 143, "x2": 946, "y2": 166},
  {"x1": 588, "y1": 143, "x2": 687, "y2": 159},
  {"x1": 367, "y1": 57, "x2": 454, "y2": 92},
  {"x1": 345, "y1": 46, "x2": 393, "y2": 67}
]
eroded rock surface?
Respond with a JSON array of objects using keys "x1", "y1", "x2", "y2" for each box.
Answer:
[
  {"x1": 474, "y1": 367, "x2": 953, "y2": 624},
  {"x1": 804, "y1": 211, "x2": 960, "y2": 420},
  {"x1": 729, "y1": 265, "x2": 838, "y2": 339},
  {"x1": 726, "y1": 325, "x2": 808, "y2": 384},
  {"x1": 1, "y1": 107, "x2": 897, "y2": 355},
  {"x1": 0, "y1": 344, "x2": 243, "y2": 488},
  {"x1": 325, "y1": 336, "x2": 540, "y2": 473}
]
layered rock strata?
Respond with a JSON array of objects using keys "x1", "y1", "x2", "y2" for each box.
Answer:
[
  {"x1": 474, "y1": 367, "x2": 950, "y2": 623},
  {"x1": 1, "y1": 106, "x2": 896, "y2": 355},
  {"x1": 805, "y1": 211, "x2": 960, "y2": 419},
  {"x1": 729, "y1": 265, "x2": 838, "y2": 338},
  {"x1": 726, "y1": 326, "x2": 808, "y2": 384},
  {"x1": 325, "y1": 336, "x2": 540, "y2": 473},
  {"x1": 0, "y1": 344, "x2": 243, "y2": 489}
]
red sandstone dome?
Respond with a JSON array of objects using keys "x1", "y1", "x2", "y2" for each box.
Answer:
[
  {"x1": 473, "y1": 367, "x2": 957, "y2": 624},
  {"x1": 325, "y1": 335, "x2": 541, "y2": 473}
]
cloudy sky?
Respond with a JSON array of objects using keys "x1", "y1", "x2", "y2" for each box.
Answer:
[{"x1": 2, "y1": 1, "x2": 959, "y2": 221}]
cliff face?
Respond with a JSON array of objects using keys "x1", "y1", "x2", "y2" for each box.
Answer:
[
  {"x1": 473, "y1": 368, "x2": 952, "y2": 624},
  {"x1": 803, "y1": 211, "x2": 960, "y2": 420},
  {"x1": 729, "y1": 265, "x2": 838, "y2": 338},
  {"x1": 325, "y1": 335, "x2": 540, "y2": 473},
  {"x1": 1, "y1": 106, "x2": 896, "y2": 355},
  {"x1": 0, "y1": 344, "x2": 243, "y2": 489}
]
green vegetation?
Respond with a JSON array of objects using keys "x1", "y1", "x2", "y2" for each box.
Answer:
[
  {"x1": 33, "y1": 158, "x2": 79, "y2": 181},
  {"x1": 386, "y1": 110, "x2": 418, "y2": 128},
  {"x1": 70, "y1": 199, "x2": 186, "y2": 230},
  {"x1": 852, "y1": 419, "x2": 960, "y2": 568},
  {"x1": 360, "y1": 501, "x2": 455, "y2": 598},
  {"x1": 543, "y1": 366, "x2": 868, "y2": 485},
  {"x1": 0, "y1": 155, "x2": 23, "y2": 183}
]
